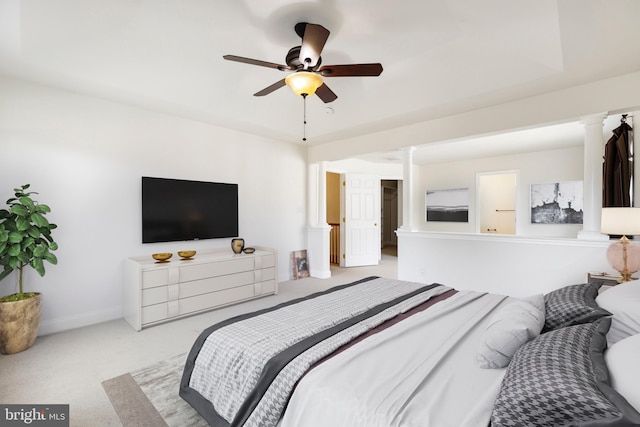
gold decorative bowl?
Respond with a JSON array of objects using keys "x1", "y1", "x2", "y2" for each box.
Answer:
[
  {"x1": 178, "y1": 250, "x2": 196, "y2": 260},
  {"x1": 152, "y1": 253, "x2": 172, "y2": 262}
]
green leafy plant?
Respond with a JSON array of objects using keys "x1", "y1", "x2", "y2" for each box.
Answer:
[{"x1": 0, "y1": 184, "x2": 58, "y2": 302}]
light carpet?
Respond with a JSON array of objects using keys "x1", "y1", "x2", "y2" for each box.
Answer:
[{"x1": 102, "y1": 353, "x2": 208, "y2": 427}]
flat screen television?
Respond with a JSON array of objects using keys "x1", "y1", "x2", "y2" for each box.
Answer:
[{"x1": 142, "y1": 176, "x2": 238, "y2": 243}]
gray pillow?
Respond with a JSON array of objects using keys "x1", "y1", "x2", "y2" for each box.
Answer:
[
  {"x1": 543, "y1": 282, "x2": 611, "y2": 331},
  {"x1": 491, "y1": 318, "x2": 640, "y2": 426}
]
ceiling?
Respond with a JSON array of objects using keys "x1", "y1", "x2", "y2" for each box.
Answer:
[{"x1": 1, "y1": 0, "x2": 639, "y2": 161}]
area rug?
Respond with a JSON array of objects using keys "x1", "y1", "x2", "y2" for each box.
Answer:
[{"x1": 102, "y1": 353, "x2": 208, "y2": 427}]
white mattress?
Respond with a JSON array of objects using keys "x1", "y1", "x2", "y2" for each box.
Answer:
[{"x1": 280, "y1": 291, "x2": 510, "y2": 427}]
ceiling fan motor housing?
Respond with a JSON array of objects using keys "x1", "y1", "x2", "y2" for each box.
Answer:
[{"x1": 286, "y1": 46, "x2": 321, "y2": 70}]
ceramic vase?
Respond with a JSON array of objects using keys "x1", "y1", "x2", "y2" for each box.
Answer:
[{"x1": 231, "y1": 238, "x2": 245, "y2": 254}]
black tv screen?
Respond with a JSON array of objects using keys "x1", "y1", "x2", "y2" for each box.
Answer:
[{"x1": 142, "y1": 177, "x2": 238, "y2": 243}]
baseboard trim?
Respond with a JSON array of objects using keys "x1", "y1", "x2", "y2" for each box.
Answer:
[
  {"x1": 309, "y1": 268, "x2": 331, "y2": 279},
  {"x1": 38, "y1": 306, "x2": 123, "y2": 336}
]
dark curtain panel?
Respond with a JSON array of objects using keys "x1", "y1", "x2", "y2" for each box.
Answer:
[{"x1": 603, "y1": 121, "x2": 633, "y2": 207}]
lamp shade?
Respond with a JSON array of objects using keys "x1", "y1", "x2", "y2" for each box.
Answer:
[
  {"x1": 601, "y1": 207, "x2": 640, "y2": 236},
  {"x1": 285, "y1": 71, "x2": 323, "y2": 96}
]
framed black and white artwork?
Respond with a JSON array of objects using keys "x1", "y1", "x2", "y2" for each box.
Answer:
[
  {"x1": 291, "y1": 250, "x2": 310, "y2": 279},
  {"x1": 530, "y1": 180, "x2": 583, "y2": 224},
  {"x1": 425, "y1": 188, "x2": 469, "y2": 222}
]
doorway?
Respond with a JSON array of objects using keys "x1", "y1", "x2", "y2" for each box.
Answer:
[
  {"x1": 381, "y1": 180, "x2": 399, "y2": 256},
  {"x1": 326, "y1": 173, "x2": 398, "y2": 265},
  {"x1": 327, "y1": 172, "x2": 341, "y2": 265},
  {"x1": 477, "y1": 171, "x2": 518, "y2": 234}
]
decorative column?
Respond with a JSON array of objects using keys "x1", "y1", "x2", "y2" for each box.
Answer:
[
  {"x1": 318, "y1": 161, "x2": 327, "y2": 225},
  {"x1": 307, "y1": 163, "x2": 319, "y2": 226},
  {"x1": 399, "y1": 146, "x2": 416, "y2": 231},
  {"x1": 306, "y1": 162, "x2": 332, "y2": 278},
  {"x1": 578, "y1": 112, "x2": 609, "y2": 240}
]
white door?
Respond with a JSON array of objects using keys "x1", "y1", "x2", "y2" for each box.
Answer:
[{"x1": 340, "y1": 173, "x2": 381, "y2": 267}]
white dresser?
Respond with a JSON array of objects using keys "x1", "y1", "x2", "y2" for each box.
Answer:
[{"x1": 124, "y1": 247, "x2": 278, "y2": 331}]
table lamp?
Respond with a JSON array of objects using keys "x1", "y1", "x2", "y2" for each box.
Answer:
[{"x1": 601, "y1": 207, "x2": 640, "y2": 282}]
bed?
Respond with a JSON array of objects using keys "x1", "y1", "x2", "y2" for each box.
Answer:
[{"x1": 179, "y1": 276, "x2": 640, "y2": 427}]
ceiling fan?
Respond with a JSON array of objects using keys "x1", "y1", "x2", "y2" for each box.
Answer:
[{"x1": 223, "y1": 22, "x2": 383, "y2": 103}]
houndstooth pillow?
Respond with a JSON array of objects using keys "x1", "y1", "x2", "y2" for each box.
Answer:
[
  {"x1": 543, "y1": 282, "x2": 610, "y2": 331},
  {"x1": 491, "y1": 318, "x2": 640, "y2": 427}
]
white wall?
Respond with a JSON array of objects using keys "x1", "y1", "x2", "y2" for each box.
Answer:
[
  {"x1": 0, "y1": 76, "x2": 307, "y2": 334},
  {"x1": 326, "y1": 158, "x2": 403, "y2": 179},
  {"x1": 397, "y1": 146, "x2": 609, "y2": 294},
  {"x1": 397, "y1": 231, "x2": 610, "y2": 297},
  {"x1": 415, "y1": 146, "x2": 584, "y2": 238}
]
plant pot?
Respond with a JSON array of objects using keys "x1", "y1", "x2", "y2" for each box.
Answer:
[{"x1": 0, "y1": 293, "x2": 42, "y2": 355}]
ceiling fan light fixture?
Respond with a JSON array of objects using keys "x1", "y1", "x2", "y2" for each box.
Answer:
[{"x1": 285, "y1": 71, "x2": 323, "y2": 96}]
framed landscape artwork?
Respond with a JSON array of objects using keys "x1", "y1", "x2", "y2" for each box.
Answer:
[
  {"x1": 425, "y1": 188, "x2": 469, "y2": 222},
  {"x1": 530, "y1": 180, "x2": 583, "y2": 224}
]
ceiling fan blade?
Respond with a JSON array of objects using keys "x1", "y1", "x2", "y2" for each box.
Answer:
[
  {"x1": 223, "y1": 55, "x2": 293, "y2": 71},
  {"x1": 319, "y1": 63, "x2": 383, "y2": 77},
  {"x1": 253, "y1": 79, "x2": 287, "y2": 97},
  {"x1": 315, "y1": 83, "x2": 337, "y2": 103},
  {"x1": 298, "y1": 23, "x2": 330, "y2": 68}
]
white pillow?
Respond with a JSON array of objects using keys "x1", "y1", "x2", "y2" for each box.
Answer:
[
  {"x1": 605, "y1": 333, "x2": 640, "y2": 413},
  {"x1": 477, "y1": 295, "x2": 545, "y2": 369},
  {"x1": 521, "y1": 293, "x2": 545, "y2": 313},
  {"x1": 596, "y1": 281, "x2": 640, "y2": 345}
]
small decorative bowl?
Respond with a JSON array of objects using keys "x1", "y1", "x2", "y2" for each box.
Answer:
[
  {"x1": 178, "y1": 250, "x2": 196, "y2": 260},
  {"x1": 243, "y1": 247, "x2": 255, "y2": 254},
  {"x1": 152, "y1": 253, "x2": 172, "y2": 262}
]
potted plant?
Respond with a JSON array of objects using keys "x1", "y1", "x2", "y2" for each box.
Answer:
[{"x1": 0, "y1": 184, "x2": 58, "y2": 354}]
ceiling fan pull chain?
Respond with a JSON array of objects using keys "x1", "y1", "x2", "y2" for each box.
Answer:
[{"x1": 302, "y1": 93, "x2": 308, "y2": 142}]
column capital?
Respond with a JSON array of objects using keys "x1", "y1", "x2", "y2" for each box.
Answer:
[
  {"x1": 580, "y1": 112, "x2": 608, "y2": 126},
  {"x1": 401, "y1": 146, "x2": 417, "y2": 160}
]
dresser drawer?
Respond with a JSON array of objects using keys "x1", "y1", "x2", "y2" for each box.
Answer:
[
  {"x1": 254, "y1": 279, "x2": 276, "y2": 295},
  {"x1": 179, "y1": 284, "x2": 255, "y2": 314},
  {"x1": 254, "y1": 267, "x2": 275, "y2": 282},
  {"x1": 179, "y1": 258, "x2": 255, "y2": 282},
  {"x1": 179, "y1": 271, "x2": 255, "y2": 298},
  {"x1": 142, "y1": 287, "x2": 167, "y2": 306},
  {"x1": 142, "y1": 303, "x2": 167, "y2": 324},
  {"x1": 255, "y1": 254, "x2": 276, "y2": 269},
  {"x1": 141, "y1": 299, "x2": 180, "y2": 324},
  {"x1": 142, "y1": 284, "x2": 179, "y2": 306},
  {"x1": 142, "y1": 267, "x2": 179, "y2": 289}
]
